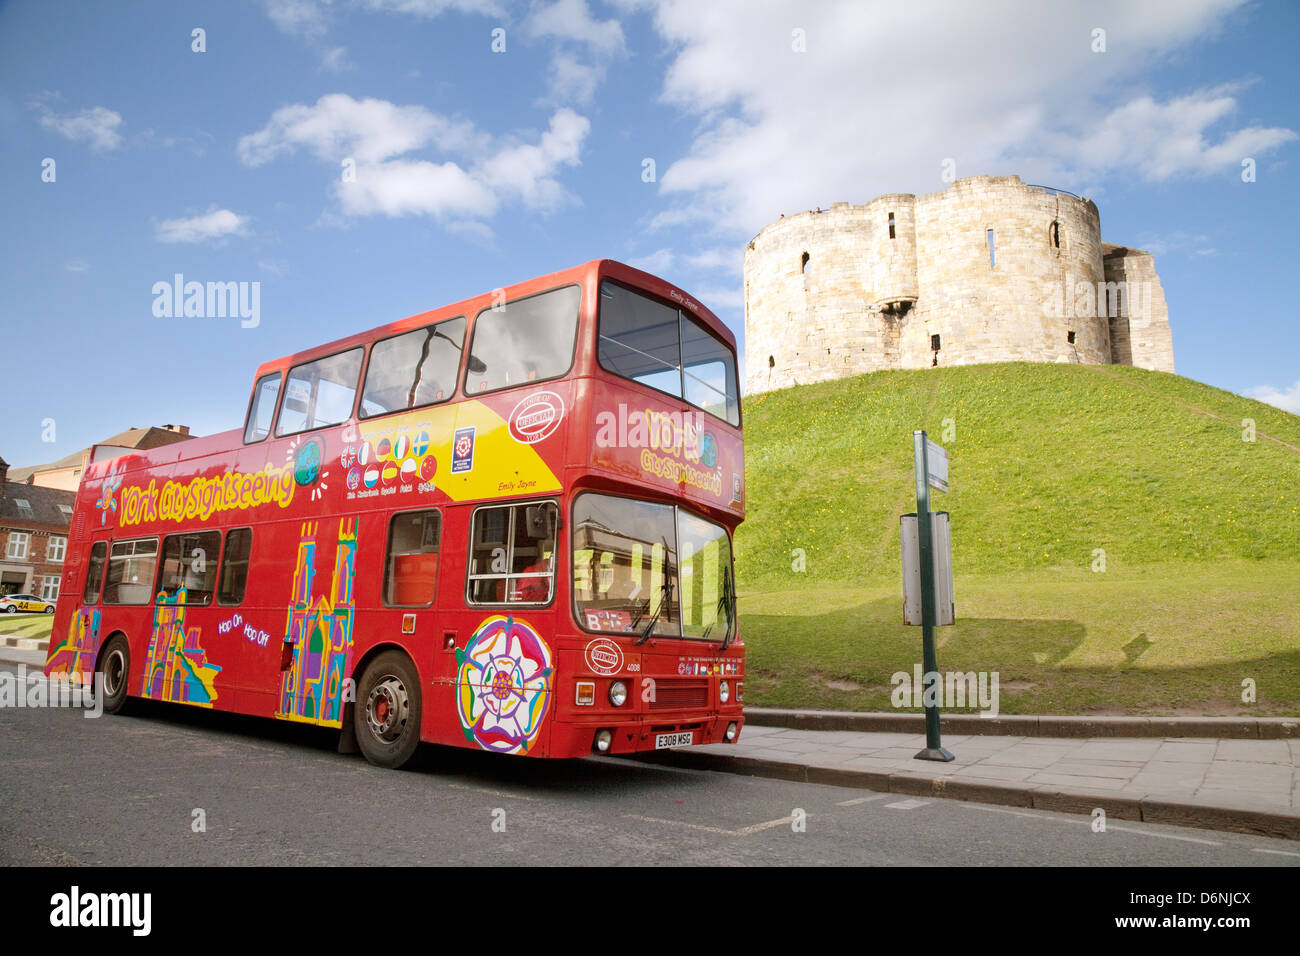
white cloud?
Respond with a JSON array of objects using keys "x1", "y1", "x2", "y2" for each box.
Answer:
[
  {"x1": 528, "y1": 0, "x2": 625, "y2": 56},
  {"x1": 238, "y1": 94, "x2": 484, "y2": 166},
  {"x1": 1244, "y1": 382, "x2": 1300, "y2": 414},
  {"x1": 639, "y1": 0, "x2": 1295, "y2": 236},
  {"x1": 65, "y1": 260, "x2": 90, "y2": 273},
  {"x1": 320, "y1": 46, "x2": 353, "y2": 71},
  {"x1": 155, "y1": 207, "x2": 251, "y2": 243},
  {"x1": 240, "y1": 95, "x2": 590, "y2": 222},
  {"x1": 526, "y1": 0, "x2": 626, "y2": 105},
  {"x1": 336, "y1": 159, "x2": 496, "y2": 217},
  {"x1": 359, "y1": 0, "x2": 504, "y2": 17},
  {"x1": 34, "y1": 103, "x2": 124, "y2": 151},
  {"x1": 627, "y1": 248, "x2": 675, "y2": 273},
  {"x1": 263, "y1": 0, "x2": 332, "y2": 38}
]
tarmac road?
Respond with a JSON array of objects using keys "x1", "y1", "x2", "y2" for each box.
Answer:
[{"x1": 1, "y1": 662, "x2": 1297, "y2": 867}]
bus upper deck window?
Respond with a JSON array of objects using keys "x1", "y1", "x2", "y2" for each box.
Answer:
[
  {"x1": 464, "y1": 286, "x2": 580, "y2": 394},
  {"x1": 360, "y1": 316, "x2": 466, "y2": 418},
  {"x1": 276, "y1": 347, "x2": 364, "y2": 437},
  {"x1": 244, "y1": 373, "x2": 281, "y2": 443}
]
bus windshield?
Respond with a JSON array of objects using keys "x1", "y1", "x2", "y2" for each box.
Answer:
[
  {"x1": 598, "y1": 280, "x2": 740, "y2": 426},
  {"x1": 572, "y1": 492, "x2": 734, "y2": 641}
]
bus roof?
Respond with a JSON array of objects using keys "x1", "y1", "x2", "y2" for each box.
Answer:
[{"x1": 251, "y1": 259, "x2": 736, "y2": 382}]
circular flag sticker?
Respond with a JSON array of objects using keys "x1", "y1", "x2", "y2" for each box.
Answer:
[
  {"x1": 394, "y1": 434, "x2": 410, "y2": 460},
  {"x1": 381, "y1": 462, "x2": 398, "y2": 484},
  {"x1": 377, "y1": 437, "x2": 392, "y2": 459},
  {"x1": 363, "y1": 466, "x2": 380, "y2": 488},
  {"x1": 358, "y1": 441, "x2": 373, "y2": 466},
  {"x1": 412, "y1": 431, "x2": 429, "y2": 457},
  {"x1": 400, "y1": 458, "x2": 417, "y2": 483},
  {"x1": 419, "y1": 456, "x2": 437, "y2": 481},
  {"x1": 346, "y1": 467, "x2": 361, "y2": 490}
]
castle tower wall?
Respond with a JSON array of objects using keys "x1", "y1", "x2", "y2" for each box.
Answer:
[
  {"x1": 743, "y1": 175, "x2": 1170, "y2": 394},
  {"x1": 910, "y1": 176, "x2": 1108, "y2": 368},
  {"x1": 1102, "y1": 245, "x2": 1176, "y2": 374}
]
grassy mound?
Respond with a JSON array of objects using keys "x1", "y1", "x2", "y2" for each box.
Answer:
[{"x1": 735, "y1": 363, "x2": 1300, "y2": 715}]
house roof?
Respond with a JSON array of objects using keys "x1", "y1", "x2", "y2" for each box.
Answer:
[
  {"x1": 7, "y1": 426, "x2": 193, "y2": 483},
  {"x1": 0, "y1": 480, "x2": 76, "y2": 529}
]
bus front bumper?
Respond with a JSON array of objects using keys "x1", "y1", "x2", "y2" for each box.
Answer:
[{"x1": 551, "y1": 713, "x2": 745, "y2": 758}]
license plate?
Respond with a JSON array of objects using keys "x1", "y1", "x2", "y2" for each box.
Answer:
[{"x1": 655, "y1": 732, "x2": 694, "y2": 749}]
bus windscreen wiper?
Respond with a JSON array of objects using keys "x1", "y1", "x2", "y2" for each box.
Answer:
[
  {"x1": 634, "y1": 580, "x2": 671, "y2": 646},
  {"x1": 720, "y1": 564, "x2": 738, "y2": 651}
]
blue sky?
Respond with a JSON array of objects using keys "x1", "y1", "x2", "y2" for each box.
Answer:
[{"x1": 1, "y1": 0, "x2": 1296, "y2": 470}]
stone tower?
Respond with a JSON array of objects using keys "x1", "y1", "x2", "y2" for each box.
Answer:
[{"x1": 744, "y1": 175, "x2": 1175, "y2": 395}]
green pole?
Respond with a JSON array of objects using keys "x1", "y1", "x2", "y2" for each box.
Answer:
[{"x1": 914, "y1": 430, "x2": 953, "y2": 762}]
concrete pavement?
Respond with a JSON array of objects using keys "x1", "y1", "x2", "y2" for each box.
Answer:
[{"x1": 646, "y1": 723, "x2": 1300, "y2": 841}]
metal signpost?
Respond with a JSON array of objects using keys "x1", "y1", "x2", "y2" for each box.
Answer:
[{"x1": 911, "y1": 430, "x2": 953, "y2": 762}]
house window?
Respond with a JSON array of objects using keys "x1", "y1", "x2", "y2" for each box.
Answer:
[
  {"x1": 15, "y1": 499, "x2": 32, "y2": 518},
  {"x1": 888, "y1": 212, "x2": 896, "y2": 239},
  {"x1": 41, "y1": 577, "x2": 60, "y2": 603},
  {"x1": 6, "y1": 533, "x2": 29, "y2": 560},
  {"x1": 58, "y1": 504, "x2": 73, "y2": 516},
  {"x1": 47, "y1": 536, "x2": 66, "y2": 563}
]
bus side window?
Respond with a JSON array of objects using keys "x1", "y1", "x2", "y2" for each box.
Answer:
[
  {"x1": 157, "y1": 531, "x2": 220, "y2": 605},
  {"x1": 82, "y1": 541, "x2": 108, "y2": 604},
  {"x1": 103, "y1": 539, "x2": 160, "y2": 606},
  {"x1": 385, "y1": 510, "x2": 440, "y2": 607},
  {"x1": 467, "y1": 502, "x2": 557, "y2": 605},
  {"x1": 218, "y1": 528, "x2": 253, "y2": 605}
]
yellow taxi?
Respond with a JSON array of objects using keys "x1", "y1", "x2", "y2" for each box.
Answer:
[{"x1": 0, "y1": 593, "x2": 56, "y2": 614}]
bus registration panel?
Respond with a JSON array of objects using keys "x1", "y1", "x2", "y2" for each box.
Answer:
[{"x1": 656, "y1": 732, "x2": 694, "y2": 749}]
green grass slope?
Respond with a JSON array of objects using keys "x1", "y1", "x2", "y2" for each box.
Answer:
[{"x1": 735, "y1": 363, "x2": 1300, "y2": 716}]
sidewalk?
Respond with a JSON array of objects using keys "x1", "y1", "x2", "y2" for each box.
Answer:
[{"x1": 645, "y1": 723, "x2": 1300, "y2": 841}]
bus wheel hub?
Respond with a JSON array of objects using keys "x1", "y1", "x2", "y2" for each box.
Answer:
[{"x1": 367, "y1": 678, "x2": 408, "y2": 740}]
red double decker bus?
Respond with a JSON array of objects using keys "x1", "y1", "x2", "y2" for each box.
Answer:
[{"x1": 44, "y1": 260, "x2": 744, "y2": 768}]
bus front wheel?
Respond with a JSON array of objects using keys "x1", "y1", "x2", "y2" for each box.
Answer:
[
  {"x1": 354, "y1": 651, "x2": 422, "y2": 769},
  {"x1": 96, "y1": 635, "x2": 131, "y2": 715}
]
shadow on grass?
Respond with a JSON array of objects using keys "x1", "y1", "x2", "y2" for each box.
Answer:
[{"x1": 742, "y1": 596, "x2": 1300, "y2": 715}]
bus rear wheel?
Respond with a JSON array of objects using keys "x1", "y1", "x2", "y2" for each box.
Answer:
[
  {"x1": 354, "y1": 651, "x2": 422, "y2": 769},
  {"x1": 96, "y1": 635, "x2": 131, "y2": 715}
]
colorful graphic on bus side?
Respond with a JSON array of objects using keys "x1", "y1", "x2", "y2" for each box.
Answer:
[
  {"x1": 45, "y1": 608, "x2": 101, "y2": 685},
  {"x1": 143, "y1": 588, "x2": 221, "y2": 707},
  {"x1": 455, "y1": 615, "x2": 553, "y2": 756},
  {"x1": 278, "y1": 518, "x2": 357, "y2": 727}
]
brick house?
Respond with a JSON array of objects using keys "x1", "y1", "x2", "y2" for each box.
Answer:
[{"x1": 0, "y1": 456, "x2": 76, "y2": 602}]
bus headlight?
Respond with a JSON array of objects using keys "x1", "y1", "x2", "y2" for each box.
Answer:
[
  {"x1": 594, "y1": 729, "x2": 613, "y2": 753},
  {"x1": 609, "y1": 681, "x2": 628, "y2": 707},
  {"x1": 719, "y1": 680, "x2": 730, "y2": 704},
  {"x1": 726, "y1": 722, "x2": 738, "y2": 741}
]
